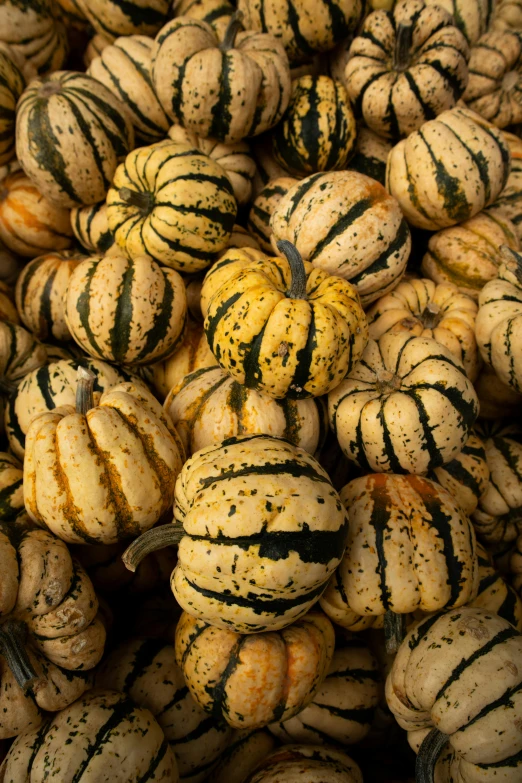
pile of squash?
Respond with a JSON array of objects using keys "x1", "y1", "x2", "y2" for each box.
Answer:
[{"x1": 1, "y1": 0, "x2": 522, "y2": 780}]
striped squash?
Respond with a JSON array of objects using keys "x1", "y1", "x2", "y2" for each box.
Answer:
[
  {"x1": 200, "y1": 247, "x2": 267, "y2": 317},
  {"x1": 386, "y1": 608, "x2": 522, "y2": 782},
  {"x1": 96, "y1": 637, "x2": 233, "y2": 782},
  {"x1": 87, "y1": 35, "x2": 170, "y2": 142},
  {"x1": 471, "y1": 542, "x2": 522, "y2": 631},
  {"x1": 64, "y1": 254, "x2": 187, "y2": 366},
  {"x1": 347, "y1": 126, "x2": 391, "y2": 185},
  {"x1": 270, "y1": 171, "x2": 411, "y2": 306},
  {"x1": 0, "y1": 320, "x2": 47, "y2": 387},
  {"x1": 106, "y1": 141, "x2": 237, "y2": 273},
  {"x1": 385, "y1": 106, "x2": 512, "y2": 231},
  {"x1": 151, "y1": 318, "x2": 215, "y2": 400},
  {"x1": 511, "y1": 534, "x2": 522, "y2": 595},
  {"x1": 83, "y1": 32, "x2": 111, "y2": 66},
  {"x1": 0, "y1": 452, "x2": 23, "y2": 520},
  {"x1": 491, "y1": 131, "x2": 522, "y2": 241},
  {"x1": 319, "y1": 577, "x2": 383, "y2": 633},
  {"x1": 425, "y1": 0, "x2": 496, "y2": 45},
  {"x1": 367, "y1": 277, "x2": 480, "y2": 381},
  {"x1": 426, "y1": 432, "x2": 490, "y2": 517},
  {"x1": 74, "y1": 540, "x2": 176, "y2": 595},
  {"x1": 242, "y1": 745, "x2": 363, "y2": 783},
  {"x1": 70, "y1": 201, "x2": 117, "y2": 255},
  {"x1": 15, "y1": 251, "x2": 84, "y2": 342},
  {"x1": 492, "y1": 0, "x2": 522, "y2": 31},
  {"x1": 0, "y1": 280, "x2": 19, "y2": 324},
  {"x1": 0, "y1": 1, "x2": 68, "y2": 76},
  {"x1": 345, "y1": 2, "x2": 470, "y2": 140},
  {"x1": 0, "y1": 44, "x2": 25, "y2": 166},
  {"x1": 209, "y1": 731, "x2": 276, "y2": 783},
  {"x1": 272, "y1": 75, "x2": 356, "y2": 175},
  {"x1": 0, "y1": 170, "x2": 73, "y2": 257},
  {"x1": 268, "y1": 635, "x2": 380, "y2": 746},
  {"x1": 475, "y1": 362, "x2": 522, "y2": 419},
  {"x1": 16, "y1": 71, "x2": 135, "y2": 208},
  {"x1": 421, "y1": 207, "x2": 519, "y2": 299},
  {"x1": 0, "y1": 690, "x2": 178, "y2": 781},
  {"x1": 175, "y1": 610, "x2": 335, "y2": 729},
  {"x1": 328, "y1": 333, "x2": 479, "y2": 474},
  {"x1": 202, "y1": 243, "x2": 368, "y2": 399},
  {"x1": 172, "y1": 0, "x2": 235, "y2": 39},
  {"x1": 164, "y1": 365, "x2": 327, "y2": 456},
  {"x1": 168, "y1": 125, "x2": 257, "y2": 207},
  {"x1": 251, "y1": 134, "x2": 291, "y2": 195},
  {"x1": 74, "y1": 0, "x2": 169, "y2": 40},
  {"x1": 247, "y1": 176, "x2": 299, "y2": 252},
  {"x1": 227, "y1": 224, "x2": 262, "y2": 252}
]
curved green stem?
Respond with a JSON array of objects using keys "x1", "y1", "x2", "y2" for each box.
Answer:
[
  {"x1": 220, "y1": 10, "x2": 244, "y2": 51},
  {"x1": 415, "y1": 728, "x2": 449, "y2": 783},
  {"x1": 119, "y1": 187, "x2": 154, "y2": 216},
  {"x1": 394, "y1": 23, "x2": 413, "y2": 72},
  {"x1": 122, "y1": 524, "x2": 184, "y2": 573},
  {"x1": 277, "y1": 240, "x2": 308, "y2": 300},
  {"x1": 0, "y1": 619, "x2": 40, "y2": 692},
  {"x1": 384, "y1": 610, "x2": 405, "y2": 654},
  {"x1": 76, "y1": 366, "x2": 95, "y2": 415}
]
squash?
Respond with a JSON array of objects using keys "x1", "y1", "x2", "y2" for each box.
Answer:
[
  {"x1": 425, "y1": 0, "x2": 496, "y2": 45},
  {"x1": 202, "y1": 242, "x2": 368, "y2": 399},
  {"x1": 152, "y1": 14, "x2": 291, "y2": 145},
  {"x1": 474, "y1": 362, "x2": 522, "y2": 419},
  {"x1": 74, "y1": 0, "x2": 169, "y2": 40},
  {"x1": 242, "y1": 745, "x2": 363, "y2": 783},
  {"x1": 270, "y1": 171, "x2": 411, "y2": 306},
  {"x1": 0, "y1": 280, "x2": 19, "y2": 325},
  {"x1": 268, "y1": 634, "x2": 381, "y2": 746},
  {"x1": 0, "y1": 689, "x2": 179, "y2": 781},
  {"x1": 106, "y1": 141, "x2": 237, "y2": 273},
  {"x1": 329, "y1": 332, "x2": 479, "y2": 474},
  {"x1": 70, "y1": 201, "x2": 117, "y2": 255},
  {"x1": 237, "y1": 0, "x2": 364, "y2": 64},
  {"x1": 385, "y1": 106, "x2": 511, "y2": 230},
  {"x1": 0, "y1": 517, "x2": 106, "y2": 739},
  {"x1": 227, "y1": 225, "x2": 262, "y2": 251},
  {"x1": 247, "y1": 176, "x2": 299, "y2": 253},
  {"x1": 209, "y1": 731, "x2": 277, "y2": 783},
  {"x1": 0, "y1": 44, "x2": 25, "y2": 166},
  {"x1": 24, "y1": 368, "x2": 184, "y2": 545},
  {"x1": 74, "y1": 541, "x2": 177, "y2": 595},
  {"x1": 168, "y1": 125, "x2": 257, "y2": 207},
  {"x1": 421, "y1": 207, "x2": 519, "y2": 299},
  {"x1": 251, "y1": 133, "x2": 292, "y2": 195},
  {"x1": 426, "y1": 431, "x2": 490, "y2": 517},
  {"x1": 16, "y1": 71, "x2": 135, "y2": 208},
  {"x1": 64, "y1": 254, "x2": 187, "y2": 366},
  {"x1": 83, "y1": 32, "x2": 111, "y2": 66},
  {"x1": 475, "y1": 246, "x2": 522, "y2": 393},
  {"x1": 492, "y1": 0, "x2": 522, "y2": 31},
  {"x1": 174, "y1": 610, "x2": 335, "y2": 729},
  {"x1": 151, "y1": 318, "x2": 215, "y2": 400},
  {"x1": 0, "y1": 170, "x2": 73, "y2": 257},
  {"x1": 345, "y1": 1, "x2": 470, "y2": 140},
  {"x1": 0, "y1": 452, "x2": 23, "y2": 520},
  {"x1": 511, "y1": 533, "x2": 522, "y2": 595},
  {"x1": 0, "y1": 1, "x2": 68, "y2": 76},
  {"x1": 471, "y1": 542, "x2": 522, "y2": 631},
  {"x1": 272, "y1": 75, "x2": 356, "y2": 175},
  {"x1": 386, "y1": 607, "x2": 522, "y2": 783},
  {"x1": 0, "y1": 321, "x2": 47, "y2": 393},
  {"x1": 164, "y1": 364, "x2": 327, "y2": 456},
  {"x1": 173, "y1": 0, "x2": 235, "y2": 39},
  {"x1": 491, "y1": 131, "x2": 522, "y2": 241},
  {"x1": 347, "y1": 126, "x2": 392, "y2": 185},
  {"x1": 123, "y1": 434, "x2": 348, "y2": 633}
]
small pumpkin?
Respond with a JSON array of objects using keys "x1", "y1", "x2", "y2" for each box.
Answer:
[
  {"x1": 385, "y1": 105, "x2": 511, "y2": 230},
  {"x1": 426, "y1": 431, "x2": 490, "y2": 517},
  {"x1": 242, "y1": 745, "x2": 363, "y2": 783},
  {"x1": 0, "y1": 1, "x2": 68, "y2": 76},
  {"x1": 270, "y1": 170, "x2": 411, "y2": 306},
  {"x1": 209, "y1": 730, "x2": 276, "y2": 783},
  {"x1": 0, "y1": 320, "x2": 47, "y2": 392},
  {"x1": 491, "y1": 131, "x2": 522, "y2": 241},
  {"x1": 74, "y1": 0, "x2": 170, "y2": 40},
  {"x1": 172, "y1": 0, "x2": 235, "y2": 39},
  {"x1": 151, "y1": 318, "x2": 215, "y2": 400},
  {"x1": 0, "y1": 452, "x2": 23, "y2": 520},
  {"x1": 471, "y1": 542, "x2": 522, "y2": 631},
  {"x1": 347, "y1": 125, "x2": 392, "y2": 185},
  {"x1": 492, "y1": 0, "x2": 522, "y2": 31},
  {"x1": 83, "y1": 32, "x2": 111, "y2": 66},
  {"x1": 247, "y1": 176, "x2": 299, "y2": 253},
  {"x1": 70, "y1": 201, "x2": 117, "y2": 255},
  {"x1": 0, "y1": 44, "x2": 25, "y2": 166},
  {"x1": 175, "y1": 610, "x2": 335, "y2": 730},
  {"x1": 425, "y1": 0, "x2": 496, "y2": 46}
]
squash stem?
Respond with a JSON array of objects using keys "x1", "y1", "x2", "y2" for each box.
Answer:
[
  {"x1": 220, "y1": 10, "x2": 244, "y2": 51},
  {"x1": 421, "y1": 302, "x2": 441, "y2": 329},
  {"x1": 415, "y1": 728, "x2": 449, "y2": 783},
  {"x1": 119, "y1": 187, "x2": 154, "y2": 216},
  {"x1": 394, "y1": 23, "x2": 413, "y2": 72},
  {"x1": 277, "y1": 240, "x2": 308, "y2": 300},
  {"x1": 76, "y1": 366, "x2": 95, "y2": 415},
  {"x1": 122, "y1": 524, "x2": 184, "y2": 572},
  {"x1": 384, "y1": 610, "x2": 404, "y2": 654},
  {"x1": 0, "y1": 619, "x2": 40, "y2": 692}
]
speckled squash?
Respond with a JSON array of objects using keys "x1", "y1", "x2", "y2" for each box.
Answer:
[
  {"x1": 425, "y1": 0, "x2": 496, "y2": 45},
  {"x1": 16, "y1": 71, "x2": 135, "y2": 208},
  {"x1": 270, "y1": 170, "x2": 411, "y2": 306},
  {"x1": 151, "y1": 16, "x2": 291, "y2": 144},
  {"x1": 70, "y1": 201, "x2": 117, "y2": 255},
  {"x1": 151, "y1": 318, "x2": 215, "y2": 400},
  {"x1": 329, "y1": 333, "x2": 479, "y2": 474},
  {"x1": 345, "y1": 1, "x2": 470, "y2": 140},
  {"x1": 175, "y1": 610, "x2": 335, "y2": 729},
  {"x1": 0, "y1": 321, "x2": 47, "y2": 388},
  {"x1": 347, "y1": 126, "x2": 392, "y2": 185},
  {"x1": 106, "y1": 141, "x2": 237, "y2": 273},
  {"x1": 385, "y1": 106, "x2": 511, "y2": 230},
  {"x1": 491, "y1": 131, "x2": 522, "y2": 241},
  {"x1": 83, "y1": 32, "x2": 111, "y2": 67},
  {"x1": 242, "y1": 745, "x2": 363, "y2": 783},
  {"x1": 74, "y1": 0, "x2": 169, "y2": 40},
  {"x1": 172, "y1": 0, "x2": 235, "y2": 39},
  {"x1": 247, "y1": 176, "x2": 299, "y2": 253},
  {"x1": 0, "y1": 170, "x2": 73, "y2": 257},
  {"x1": 64, "y1": 254, "x2": 187, "y2": 366},
  {"x1": 0, "y1": 0, "x2": 68, "y2": 76},
  {"x1": 0, "y1": 452, "x2": 23, "y2": 520},
  {"x1": 208, "y1": 731, "x2": 276, "y2": 783},
  {"x1": 0, "y1": 44, "x2": 25, "y2": 166},
  {"x1": 426, "y1": 432, "x2": 490, "y2": 517},
  {"x1": 0, "y1": 689, "x2": 179, "y2": 781},
  {"x1": 199, "y1": 246, "x2": 267, "y2": 317},
  {"x1": 470, "y1": 542, "x2": 522, "y2": 631}
]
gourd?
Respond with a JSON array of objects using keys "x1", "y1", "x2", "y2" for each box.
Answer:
[
  {"x1": 16, "y1": 71, "x2": 135, "y2": 208},
  {"x1": 424, "y1": 0, "x2": 496, "y2": 46},
  {"x1": 106, "y1": 141, "x2": 238, "y2": 273},
  {"x1": 24, "y1": 368, "x2": 184, "y2": 545},
  {"x1": 0, "y1": 170, "x2": 74, "y2": 257},
  {"x1": 0, "y1": 452, "x2": 23, "y2": 520},
  {"x1": 123, "y1": 434, "x2": 348, "y2": 633},
  {"x1": 0, "y1": 321, "x2": 47, "y2": 395},
  {"x1": 492, "y1": 0, "x2": 522, "y2": 31},
  {"x1": 270, "y1": 170, "x2": 411, "y2": 306},
  {"x1": 247, "y1": 176, "x2": 299, "y2": 252},
  {"x1": 0, "y1": 517, "x2": 106, "y2": 738},
  {"x1": 471, "y1": 542, "x2": 522, "y2": 631},
  {"x1": 426, "y1": 432, "x2": 490, "y2": 517},
  {"x1": 174, "y1": 610, "x2": 335, "y2": 729},
  {"x1": 95, "y1": 637, "x2": 233, "y2": 782},
  {"x1": 367, "y1": 278, "x2": 480, "y2": 381},
  {"x1": 475, "y1": 246, "x2": 522, "y2": 394},
  {"x1": 251, "y1": 134, "x2": 291, "y2": 194},
  {"x1": 0, "y1": 690, "x2": 179, "y2": 781},
  {"x1": 74, "y1": 0, "x2": 170, "y2": 40},
  {"x1": 328, "y1": 333, "x2": 479, "y2": 474},
  {"x1": 421, "y1": 208, "x2": 519, "y2": 299},
  {"x1": 491, "y1": 131, "x2": 522, "y2": 241},
  {"x1": 87, "y1": 35, "x2": 170, "y2": 142},
  {"x1": 385, "y1": 106, "x2": 511, "y2": 230},
  {"x1": 272, "y1": 75, "x2": 356, "y2": 175},
  {"x1": 164, "y1": 364, "x2": 327, "y2": 456},
  {"x1": 347, "y1": 126, "x2": 392, "y2": 185},
  {"x1": 209, "y1": 730, "x2": 276, "y2": 783},
  {"x1": 227, "y1": 225, "x2": 262, "y2": 251},
  {"x1": 386, "y1": 607, "x2": 522, "y2": 783},
  {"x1": 0, "y1": 44, "x2": 25, "y2": 166},
  {"x1": 70, "y1": 201, "x2": 117, "y2": 256},
  {"x1": 151, "y1": 14, "x2": 291, "y2": 144},
  {"x1": 83, "y1": 32, "x2": 111, "y2": 66},
  {"x1": 151, "y1": 318, "x2": 215, "y2": 400},
  {"x1": 172, "y1": 0, "x2": 235, "y2": 40},
  {"x1": 345, "y1": 0, "x2": 470, "y2": 140},
  {"x1": 64, "y1": 254, "x2": 187, "y2": 366},
  {"x1": 202, "y1": 241, "x2": 368, "y2": 399},
  {"x1": 242, "y1": 745, "x2": 363, "y2": 783},
  {"x1": 0, "y1": 0, "x2": 68, "y2": 76}
]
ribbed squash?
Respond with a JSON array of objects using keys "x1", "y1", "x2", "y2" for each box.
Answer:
[
  {"x1": 172, "y1": 0, "x2": 235, "y2": 39},
  {"x1": 421, "y1": 207, "x2": 519, "y2": 298},
  {"x1": 243, "y1": 745, "x2": 363, "y2": 783},
  {"x1": 83, "y1": 32, "x2": 111, "y2": 66},
  {"x1": 425, "y1": 0, "x2": 496, "y2": 45},
  {"x1": 64, "y1": 254, "x2": 187, "y2": 366},
  {"x1": 385, "y1": 105, "x2": 511, "y2": 230},
  {"x1": 492, "y1": 131, "x2": 522, "y2": 241},
  {"x1": 0, "y1": 321, "x2": 47, "y2": 396},
  {"x1": 270, "y1": 171, "x2": 411, "y2": 306},
  {"x1": 0, "y1": 0, "x2": 68, "y2": 76},
  {"x1": 0, "y1": 452, "x2": 23, "y2": 520},
  {"x1": 202, "y1": 242, "x2": 368, "y2": 399},
  {"x1": 152, "y1": 15, "x2": 291, "y2": 144},
  {"x1": 247, "y1": 176, "x2": 299, "y2": 252},
  {"x1": 87, "y1": 35, "x2": 170, "y2": 142},
  {"x1": 70, "y1": 201, "x2": 116, "y2": 255},
  {"x1": 386, "y1": 607, "x2": 522, "y2": 783},
  {"x1": 106, "y1": 141, "x2": 237, "y2": 273},
  {"x1": 329, "y1": 333, "x2": 479, "y2": 474},
  {"x1": 175, "y1": 610, "x2": 335, "y2": 729},
  {"x1": 347, "y1": 126, "x2": 392, "y2": 185},
  {"x1": 475, "y1": 362, "x2": 522, "y2": 419},
  {"x1": 492, "y1": 0, "x2": 522, "y2": 31},
  {"x1": 272, "y1": 75, "x2": 356, "y2": 175},
  {"x1": 199, "y1": 246, "x2": 267, "y2": 316},
  {"x1": 0, "y1": 44, "x2": 25, "y2": 166},
  {"x1": 251, "y1": 134, "x2": 291, "y2": 194},
  {"x1": 426, "y1": 432, "x2": 490, "y2": 517},
  {"x1": 345, "y1": 0, "x2": 470, "y2": 140},
  {"x1": 151, "y1": 318, "x2": 215, "y2": 400},
  {"x1": 471, "y1": 542, "x2": 522, "y2": 631},
  {"x1": 0, "y1": 690, "x2": 179, "y2": 782},
  {"x1": 209, "y1": 731, "x2": 276, "y2": 783},
  {"x1": 74, "y1": 0, "x2": 169, "y2": 40},
  {"x1": 226, "y1": 224, "x2": 262, "y2": 252},
  {"x1": 16, "y1": 71, "x2": 135, "y2": 208}
]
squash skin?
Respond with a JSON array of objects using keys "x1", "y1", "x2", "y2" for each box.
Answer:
[
  {"x1": 347, "y1": 125, "x2": 391, "y2": 185},
  {"x1": 247, "y1": 177, "x2": 299, "y2": 253},
  {"x1": 0, "y1": 1, "x2": 68, "y2": 76},
  {"x1": 151, "y1": 318, "x2": 215, "y2": 400},
  {"x1": 242, "y1": 744, "x2": 363, "y2": 783},
  {"x1": 0, "y1": 452, "x2": 23, "y2": 520},
  {"x1": 0, "y1": 321, "x2": 47, "y2": 386},
  {"x1": 209, "y1": 730, "x2": 276, "y2": 783},
  {"x1": 426, "y1": 432, "x2": 490, "y2": 517},
  {"x1": 74, "y1": 0, "x2": 170, "y2": 40},
  {"x1": 0, "y1": 45, "x2": 25, "y2": 166},
  {"x1": 492, "y1": 131, "x2": 522, "y2": 241},
  {"x1": 172, "y1": 0, "x2": 235, "y2": 40},
  {"x1": 70, "y1": 201, "x2": 117, "y2": 256},
  {"x1": 425, "y1": 0, "x2": 496, "y2": 46},
  {"x1": 472, "y1": 432, "x2": 522, "y2": 545},
  {"x1": 471, "y1": 542, "x2": 522, "y2": 631}
]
